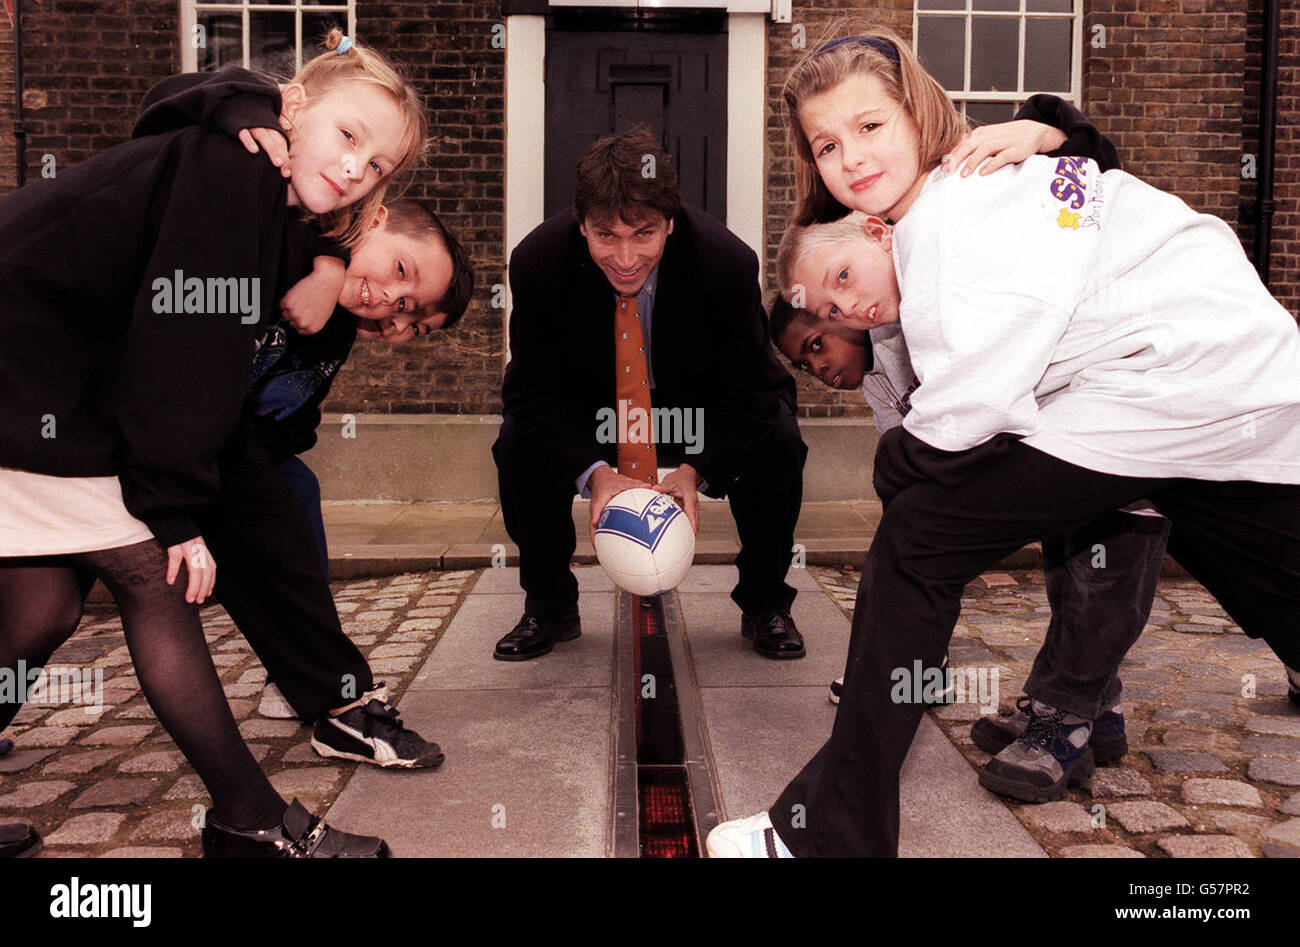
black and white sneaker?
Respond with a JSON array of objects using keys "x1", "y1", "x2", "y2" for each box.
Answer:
[
  {"x1": 829, "y1": 677, "x2": 844, "y2": 704},
  {"x1": 311, "y1": 689, "x2": 444, "y2": 769}
]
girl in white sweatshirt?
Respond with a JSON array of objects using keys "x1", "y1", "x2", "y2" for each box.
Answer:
[{"x1": 709, "y1": 25, "x2": 1300, "y2": 859}]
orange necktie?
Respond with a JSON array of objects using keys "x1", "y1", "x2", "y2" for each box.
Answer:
[{"x1": 615, "y1": 294, "x2": 658, "y2": 484}]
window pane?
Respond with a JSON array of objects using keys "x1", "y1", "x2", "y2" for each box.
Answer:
[
  {"x1": 916, "y1": 0, "x2": 966, "y2": 9},
  {"x1": 1024, "y1": 16, "x2": 1071, "y2": 91},
  {"x1": 916, "y1": 15, "x2": 966, "y2": 92},
  {"x1": 970, "y1": 16, "x2": 1018, "y2": 92},
  {"x1": 198, "y1": 13, "x2": 242, "y2": 72},
  {"x1": 1026, "y1": 0, "x2": 1074, "y2": 12},
  {"x1": 964, "y1": 100, "x2": 1017, "y2": 127},
  {"x1": 972, "y1": 0, "x2": 1019, "y2": 11},
  {"x1": 251, "y1": 11, "x2": 296, "y2": 75}
]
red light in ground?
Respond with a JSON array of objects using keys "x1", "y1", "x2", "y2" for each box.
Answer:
[{"x1": 639, "y1": 769, "x2": 697, "y2": 858}]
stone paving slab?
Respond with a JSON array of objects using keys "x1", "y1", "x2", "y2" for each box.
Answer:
[
  {"x1": 410, "y1": 590, "x2": 614, "y2": 692},
  {"x1": 680, "y1": 593, "x2": 851, "y2": 688},
  {"x1": 325, "y1": 687, "x2": 612, "y2": 858},
  {"x1": 701, "y1": 686, "x2": 1045, "y2": 857}
]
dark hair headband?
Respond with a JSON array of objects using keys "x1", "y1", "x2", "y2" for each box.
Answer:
[{"x1": 813, "y1": 35, "x2": 901, "y2": 63}]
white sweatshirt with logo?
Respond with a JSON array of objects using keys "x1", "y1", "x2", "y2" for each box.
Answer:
[{"x1": 892, "y1": 156, "x2": 1300, "y2": 484}]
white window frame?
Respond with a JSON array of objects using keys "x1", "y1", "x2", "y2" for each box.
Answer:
[
  {"x1": 180, "y1": 1, "x2": 355, "y2": 73},
  {"x1": 912, "y1": 0, "x2": 1083, "y2": 122}
]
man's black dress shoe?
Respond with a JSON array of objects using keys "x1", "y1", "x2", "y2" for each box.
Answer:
[
  {"x1": 0, "y1": 822, "x2": 42, "y2": 858},
  {"x1": 202, "y1": 799, "x2": 390, "y2": 858},
  {"x1": 493, "y1": 609, "x2": 582, "y2": 661},
  {"x1": 741, "y1": 612, "x2": 806, "y2": 660}
]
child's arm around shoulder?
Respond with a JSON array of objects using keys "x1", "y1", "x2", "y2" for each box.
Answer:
[
  {"x1": 941, "y1": 95, "x2": 1119, "y2": 178},
  {"x1": 135, "y1": 67, "x2": 292, "y2": 178},
  {"x1": 280, "y1": 255, "x2": 347, "y2": 335},
  {"x1": 1016, "y1": 94, "x2": 1120, "y2": 172},
  {"x1": 134, "y1": 66, "x2": 283, "y2": 143}
]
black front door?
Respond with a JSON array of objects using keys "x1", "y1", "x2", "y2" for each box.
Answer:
[{"x1": 544, "y1": 13, "x2": 728, "y2": 223}]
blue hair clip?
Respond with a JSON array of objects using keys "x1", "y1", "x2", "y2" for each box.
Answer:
[
  {"x1": 813, "y1": 35, "x2": 900, "y2": 63},
  {"x1": 337, "y1": 34, "x2": 353, "y2": 55}
]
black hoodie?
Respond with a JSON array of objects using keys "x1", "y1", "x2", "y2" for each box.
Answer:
[{"x1": 0, "y1": 73, "x2": 302, "y2": 547}]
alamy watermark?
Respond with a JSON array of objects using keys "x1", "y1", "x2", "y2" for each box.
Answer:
[
  {"x1": 890, "y1": 660, "x2": 1000, "y2": 715},
  {"x1": 0, "y1": 662, "x2": 104, "y2": 714},
  {"x1": 595, "y1": 399, "x2": 703, "y2": 455},
  {"x1": 151, "y1": 270, "x2": 260, "y2": 324}
]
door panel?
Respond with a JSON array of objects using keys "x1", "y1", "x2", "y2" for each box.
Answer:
[{"x1": 544, "y1": 26, "x2": 728, "y2": 223}]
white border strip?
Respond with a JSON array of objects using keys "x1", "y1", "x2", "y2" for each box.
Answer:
[
  {"x1": 727, "y1": 13, "x2": 766, "y2": 267},
  {"x1": 503, "y1": 14, "x2": 547, "y2": 363}
]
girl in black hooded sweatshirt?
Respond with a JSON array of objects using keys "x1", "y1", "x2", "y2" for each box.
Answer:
[{"x1": 0, "y1": 30, "x2": 426, "y2": 857}]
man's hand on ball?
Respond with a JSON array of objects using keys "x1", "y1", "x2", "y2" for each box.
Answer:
[
  {"x1": 652, "y1": 464, "x2": 701, "y2": 534},
  {"x1": 588, "y1": 466, "x2": 648, "y2": 543}
]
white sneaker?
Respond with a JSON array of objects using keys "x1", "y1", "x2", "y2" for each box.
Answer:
[
  {"x1": 706, "y1": 811, "x2": 794, "y2": 858},
  {"x1": 257, "y1": 682, "x2": 297, "y2": 719}
]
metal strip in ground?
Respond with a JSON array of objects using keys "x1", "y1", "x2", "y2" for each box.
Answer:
[
  {"x1": 659, "y1": 588, "x2": 722, "y2": 848},
  {"x1": 609, "y1": 589, "x2": 640, "y2": 858}
]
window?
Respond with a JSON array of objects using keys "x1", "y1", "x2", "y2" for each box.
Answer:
[
  {"x1": 913, "y1": 0, "x2": 1081, "y2": 126},
  {"x1": 181, "y1": 2, "x2": 355, "y2": 74}
]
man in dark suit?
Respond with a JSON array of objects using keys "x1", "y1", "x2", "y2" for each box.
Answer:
[{"x1": 493, "y1": 129, "x2": 807, "y2": 661}]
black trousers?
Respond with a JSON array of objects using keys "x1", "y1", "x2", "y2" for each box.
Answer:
[
  {"x1": 196, "y1": 430, "x2": 373, "y2": 721},
  {"x1": 493, "y1": 403, "x2": 807, "y2": 619},
  {"x1": 771, "y1": 440, "x2": 1300, "y2": 857},
  {"x1": 1031, "y1": 510, "x2": 1170, "y2": 718}
]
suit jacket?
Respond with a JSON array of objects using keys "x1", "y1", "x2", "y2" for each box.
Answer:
[{"x1": 502, "y1": 204, "x2": 797, "y2": 491}]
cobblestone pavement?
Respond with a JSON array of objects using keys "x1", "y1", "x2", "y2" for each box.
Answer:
[
  {"x1": 0, "y1": 570, "x2": 476, "y2": 858},
  {"x1": 809, "y1": 565, "x2": 1300, "y2": 858}
]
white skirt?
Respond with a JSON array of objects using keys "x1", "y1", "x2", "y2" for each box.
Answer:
[{"x1": 0, "y1": 467, "x2": 155, "y2": 557}]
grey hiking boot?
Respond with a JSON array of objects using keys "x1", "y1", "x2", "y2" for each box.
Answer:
[
  {"x1": 972, "y1": 695, "x2": 1128, "y2": 763},
  {"x1": 978, "y1": 700, "x2": 1095, "y2": 803}
]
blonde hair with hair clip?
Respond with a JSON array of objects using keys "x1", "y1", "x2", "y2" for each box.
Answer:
[
  {"x1": 782, "y1": 20, "x2": 968, "y2": 226},
  {"x1": 283, "y1": 27, "x2": 428, "y2": 246}
]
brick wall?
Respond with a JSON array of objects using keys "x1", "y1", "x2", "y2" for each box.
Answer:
[
  {"x1": 13, "y1": 0, "x2": 177, "y2": 178},
  {"x1": 326, "y1": 1, "x2": 506, "y2": 416},
  {"x1": 1241, "y1": 0, "x2": 1261, "y2": 261},
  {"x1": 1084, "y1": 0, "x2": 1246, "y2": 225},
  {"x1": 1265, "y1": 1, "x2": 1300, "y2": 315},
  {"x1": 0, "y1": 6, "x2": 15, "y2": 192}
]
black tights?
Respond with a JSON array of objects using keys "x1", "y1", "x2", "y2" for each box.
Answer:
[{"x1": 0, "y1": 541, "x2": 285, "y2": 830}]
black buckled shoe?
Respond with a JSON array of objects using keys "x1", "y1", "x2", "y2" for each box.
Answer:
[
  {"x1": 0, "y1": 822, "x2": 42, "y2": 858},
  {"x1": 493, "y1": 609, "x2": 581, "y2": 661},
  {"x1": 202, "y1": 799, "x2": 390, "y2": 858},
  {"x1": 741, "y1": 612, "x2": 806, "y2": 660}
]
